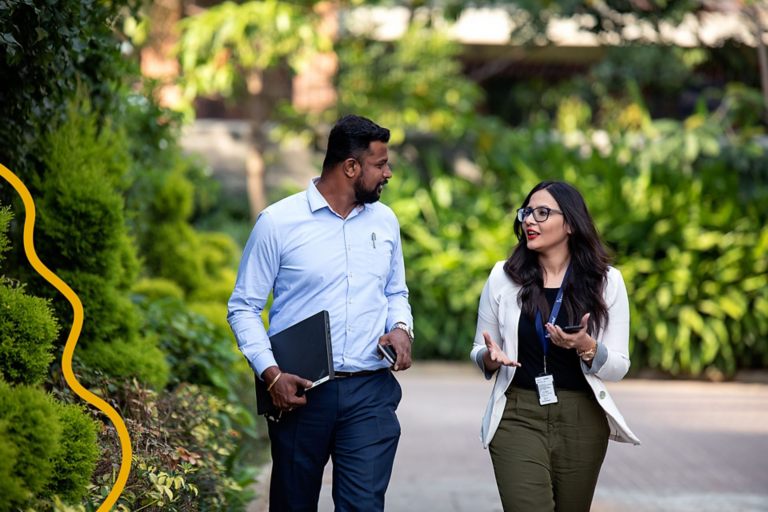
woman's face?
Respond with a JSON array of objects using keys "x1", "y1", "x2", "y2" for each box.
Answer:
[{"x1": 522, "y1": 189, "x2": 571, "y2": 255}]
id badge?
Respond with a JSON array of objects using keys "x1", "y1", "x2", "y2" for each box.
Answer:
[{"x1": 535, "y1": 374, "x2": 558, "y2": 406}]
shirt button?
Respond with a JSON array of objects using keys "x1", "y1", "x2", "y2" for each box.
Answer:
[
  {"x1": 599, "y1": 391, "x2": 606, "y2": 400},
  {"x1": 348, "y1": 299, "x2": 353, "y2": 304}
]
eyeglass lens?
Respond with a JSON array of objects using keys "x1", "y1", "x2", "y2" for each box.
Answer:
[{"x1": 517, "y1": 207, "x2": 550, "y2": 222}]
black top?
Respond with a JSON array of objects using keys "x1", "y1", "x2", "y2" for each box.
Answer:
[{"x1": 511, "y1": 288, "x2": 590, "y2": 392}]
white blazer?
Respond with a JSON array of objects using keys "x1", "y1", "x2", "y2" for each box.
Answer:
[{"x1": 470, "y1": 262, "x2": 641, "y2": 448}]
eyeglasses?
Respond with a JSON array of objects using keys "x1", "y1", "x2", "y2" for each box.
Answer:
[{"x1": 517, "y1": 206, "x2": 564, "y2": 223}]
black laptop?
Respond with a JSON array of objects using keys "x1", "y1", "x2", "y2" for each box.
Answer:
[{"x1": 255, "y1": 310, "x2": 334, "y2": 417}]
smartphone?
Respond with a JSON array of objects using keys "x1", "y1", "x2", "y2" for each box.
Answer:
[
  {"x1": 377, "y1": 344, "x2": 397, "y2": 366},
  {"x1": 562, "y1": 324, "x2": 583, "y2": 334}
]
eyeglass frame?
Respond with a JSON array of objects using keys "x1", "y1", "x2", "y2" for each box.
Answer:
[{"x1": 516, "y1": 206, "x2": 564, "y2": 223}]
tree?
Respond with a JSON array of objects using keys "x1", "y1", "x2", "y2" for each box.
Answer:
[
  {"x1": 482, "y1": 0, "x2": 768, "y2": 124},
  {"x1": 176, "y1": 0, "x2": 333, "y2": 217}
]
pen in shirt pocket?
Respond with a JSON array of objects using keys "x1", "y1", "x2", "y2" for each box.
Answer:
[{"x1": 371, "y1": 232, "x2": 376, "y2": 249}]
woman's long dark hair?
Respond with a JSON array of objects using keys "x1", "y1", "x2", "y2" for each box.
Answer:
[{"x1": 503, "y1": 181, "x2": 610, "y2": 336}]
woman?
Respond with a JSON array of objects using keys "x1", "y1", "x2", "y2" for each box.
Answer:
[{"x1": 470, "y1": 181, "x2": 640, "y2": 512}]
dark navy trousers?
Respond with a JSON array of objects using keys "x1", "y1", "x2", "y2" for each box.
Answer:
[{"x1": 267, "y1": 370, "x2": 402, "y2": 512}]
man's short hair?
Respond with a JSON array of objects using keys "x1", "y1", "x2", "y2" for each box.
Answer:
[{"x1": 322, "y1": 115, "x2": 390, "y2": 173}]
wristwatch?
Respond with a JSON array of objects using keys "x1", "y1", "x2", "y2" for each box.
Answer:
[
  {"x1": 392, "y1": 322, "x2": 414, "y2": 343},
  {"x1": 578, "y1": 340, "x2": 598, "y2": 362}
]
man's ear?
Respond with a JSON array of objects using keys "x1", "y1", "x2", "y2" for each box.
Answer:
[{"x1": 344, "y1": 158, "x2": 357, "y2": 178}]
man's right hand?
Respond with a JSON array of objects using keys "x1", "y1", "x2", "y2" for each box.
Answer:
[{"x1": 262, "y1": 366, "x2": 314, "y2": 412}]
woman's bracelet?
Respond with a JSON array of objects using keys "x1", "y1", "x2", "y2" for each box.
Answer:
[{"x1": 267, "y1": 372, "x2": 282, "y2": 392}]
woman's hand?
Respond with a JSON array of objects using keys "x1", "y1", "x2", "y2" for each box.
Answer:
[
  {"x1": 482, "y1": 331, "x2": 522, "y2": 372},
  {"x1": 547, "y1": 313, "x2": 597, "y2": 359}
]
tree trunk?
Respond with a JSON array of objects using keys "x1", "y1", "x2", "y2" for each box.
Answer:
[
  {"x1": 749, "y1": 4, "x2": 768, "y2": 125},
  {"x1": 245, "y1": 142, "x2": 266, "y2": 219},
  {"x1": 243, "y1": 67, "x2": 293, "y2": 219}
]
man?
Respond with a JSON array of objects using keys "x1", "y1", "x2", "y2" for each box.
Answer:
[{"x1": 227, "y1": 115, "x2": 414, "y2": 511}]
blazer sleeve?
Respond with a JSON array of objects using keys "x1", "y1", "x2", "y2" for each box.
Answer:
[
  {"x1": 471, "y1": 264, "x2": 503, "y2": 380},
  {"x1": 589, "y1": 267, "x2": 631, "y2": 382}
]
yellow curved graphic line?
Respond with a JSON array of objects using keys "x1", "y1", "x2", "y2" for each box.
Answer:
[{"x1": 0, "y1": 163, "x2": 132, "y2": 511}]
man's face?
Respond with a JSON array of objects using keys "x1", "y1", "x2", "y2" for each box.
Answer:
[{"x1": 353, "y1": 141, "x2": 392, "y2": 204}]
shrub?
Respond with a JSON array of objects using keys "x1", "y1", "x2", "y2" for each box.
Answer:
[
  {"x1": 197, "y1": 232, "x2": 240, "y2": 277},
  {"x1": 138, "y1": 297, "x2": 241, "y2": 397},
  {"x1": 57, "y1": 270, "x2": 141, "y2": 345},
  {"x1": 132, "y1": 278, "x2": 185, "y2": 302},
  {"x1": 37, "y1": 117, "x2": 133, "y2": 279},
  {"x1": 0, "y1": 382, "x2": 62, "y2": 502},
  {"x1": 0, "y1": 420, "x2": 24, "y2": 510},
  {"x1": 82, "y1": 378, "x2": 255, "y2": 511},
  {"x1": 0, "y1": 205, "x2": 10, "y2": 260},
  {"x1": 188, "y1": 300, "x2": 233, "y2": 337},
  {"x1": 0, "y1": 0, "x2": 129, "y2": 183},
  {"x1": 31, "y1": 102, "x2": 141, "y2": 349},
  {"x1": 78, "y1": 337, "x2": 169, "y2": 390},
  {"x1": 44, "y1": 402, "x2": 100, "y2": 503},
  {"x1": 386, "y1": 111, "x2": 768, "y2": 376},
  {"x1": 0, "y1": 284, "x2": 59, "y2": 385},
  {"x1": 142, "y1": 222, "x2": 205, "y2": 294}
]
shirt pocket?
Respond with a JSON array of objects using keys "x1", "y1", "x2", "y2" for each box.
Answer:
[{"x1": 363, "y1": 233, "x2": 394, "y2": 280}]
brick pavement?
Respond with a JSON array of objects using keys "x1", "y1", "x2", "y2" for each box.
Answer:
[{"x1": 248, "y1": 362, "x2": 768, "y2": 512}]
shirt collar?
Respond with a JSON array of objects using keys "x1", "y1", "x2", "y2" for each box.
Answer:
[
  {"x1": 307, "y1": 177, "x2": 328, "y2": 213},
  {"x1": 307, "y1": 177, "x2": 367, "y2": 217}
]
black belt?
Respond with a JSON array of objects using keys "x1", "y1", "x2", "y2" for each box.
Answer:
[{"x1": 334, "y1": 368, "x2": 389, "y2": 379}]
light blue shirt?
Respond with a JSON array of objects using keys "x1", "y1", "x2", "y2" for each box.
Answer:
[{"x1": 227, "y1": 178, "x2": 413, "y2": 377}]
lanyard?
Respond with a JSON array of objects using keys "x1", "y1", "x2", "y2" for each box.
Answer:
[{"x1": 534, "y1": 266, "x2": 570, "y2": 374}]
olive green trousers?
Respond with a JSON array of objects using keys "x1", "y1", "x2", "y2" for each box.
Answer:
[{"x1": 489, "y1": 386, "x2": 610, "y2": 512}]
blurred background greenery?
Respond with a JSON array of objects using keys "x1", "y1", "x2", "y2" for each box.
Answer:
[{"x1": 1, "y1": 0, "x2": 767, "y2": 510}]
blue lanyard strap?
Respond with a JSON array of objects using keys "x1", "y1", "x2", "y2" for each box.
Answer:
[{"x1": 534, "y1": 265, "x2": 571, "y2": 361}]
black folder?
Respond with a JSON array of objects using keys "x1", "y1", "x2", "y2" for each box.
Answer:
[{"x1": 255, "y1": 310, "x2": 334, "y2": 416}]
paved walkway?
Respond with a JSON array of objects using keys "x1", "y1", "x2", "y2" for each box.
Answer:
[{"x1": 248, "y1": 362, "x2": 768, "y2": 511}]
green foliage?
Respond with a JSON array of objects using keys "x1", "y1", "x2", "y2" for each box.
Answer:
[
  {"x1": 389, "y1": 170, "x2": 515, "y2": 358},
  {"x1": 137, "y1": 297, "x2": 244, "y2": 399},
  {"x1": 0, "y1": 420, "x2": 24, "y2": 510},
  {"x1": 3, "y1": 0, "x2": 259, "y2": 508},
  {"x1": 132, "y1": 278, "x2": 186, "y2": 302},
  {"x1": 78, "y1": 336, "x2": 170, "y2": 390},
  {"x1": 143, "y1": 222, "x2": 205, "y2": 293},
  {"x1": 57, "y1": 269, "x2": 141, "y2": 347},
  {"x1": 81, "y1": 378, "x2": 255, "y2": 511},
  {"x1": 0, "y1": 205, "x2": 11, "y2": 261},
  {"x1": 138, "y1": 192, "x2": 239, "y2": 298},
  {"x1": 386, "y1": 104, "x2": 768, "y2": 376},
  {"x1": 0, "y1": 284, "x2": 59, "y2": 385},
  {"x1": 34, "y1": 102, "x2": 143, "y2": 355},
  {"x1": 0, "y1": 0, "x2": 132, "y2": 179},
  {"x1": 117, "y1": 90, "x2": 239, "y2": 300},
  {"x1": 38, "y1": 101, "x2": 136, "y2": 279},
  {"x1": 177, "y1": 0, "x2": 330, "y2": 111},
  {"x1": 197, "y1": 232, "x2": 241, "y2": 278},
  {"x1": 0, "y1": 204, "x2": 59, "y2": 386},
  {"x1": 500, "y1": 1, "x2": 716, "y2": 43},
  {"x1": 333, "y1": 22, "x2": 483, "y2": 143},
  {"x1": 45, "y1": 402, "x2": 100, "y2": 503},
  {"x1": 0, "y1": 381, "x2": 62, "y2": 503}
]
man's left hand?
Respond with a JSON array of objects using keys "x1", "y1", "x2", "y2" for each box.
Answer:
[{"x1": 378, "y1": 329, "x2": 412, "y2": 371}]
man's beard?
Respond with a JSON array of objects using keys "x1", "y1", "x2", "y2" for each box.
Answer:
[{"x1": 354, "y1": 174, "x2": 386, "y2": 204}]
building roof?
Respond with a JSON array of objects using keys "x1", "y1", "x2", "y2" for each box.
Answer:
[{"x1": 344, "y1": 6, "x2": 766, "y2": 48}]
